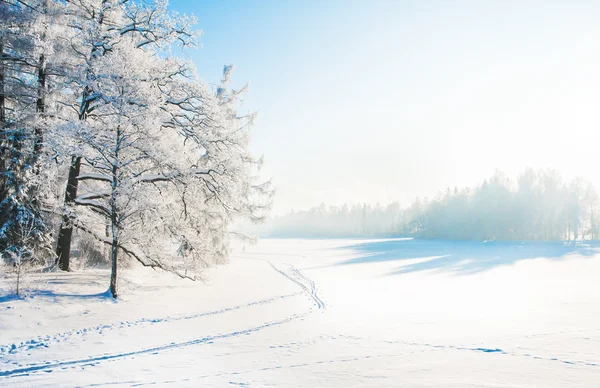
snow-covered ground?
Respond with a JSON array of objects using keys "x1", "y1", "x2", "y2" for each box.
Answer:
[{"x1": 1, "y1": 238, "x2": 600, "y2": 387}]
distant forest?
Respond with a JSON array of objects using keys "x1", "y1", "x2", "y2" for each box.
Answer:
[{"x1": 253, "y1": 169, "x2": 599, "y2": 241}]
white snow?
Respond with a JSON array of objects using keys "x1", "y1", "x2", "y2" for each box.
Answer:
[{"x1": 1, "y1": 238, "x2": 600, "y2": 387}]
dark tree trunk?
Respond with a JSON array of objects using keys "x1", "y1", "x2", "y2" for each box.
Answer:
[
  {"x1": 109, "y1": 148, "x2": 120, "y2": 298},
  {"x1": 0, "y1": 39, "x2": 7, "y2": 206},
  {"x1": 34, "y1": 54, "x2": 45, "y2": 165},
  {"x1": 0, "y1": 40, "x2": 5, "y2": 126},
  {"x1": 55, "y1": 81, "x2": 97, "y2": 270},
  {"x1": 28, "y1": 54, "x2": 46, "y2": 216},
  {"x1": 109, "y1": 233, "x2": 118, "y2": 298},
  {"x1": 55, "y1": 156, "x2": 81, "y2": 270},
  {"x1": 0, "y1": 38, "x2": 10, "y2": 246}
]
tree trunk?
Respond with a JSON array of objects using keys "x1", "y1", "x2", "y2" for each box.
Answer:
[
  {"x1": 33, "y1": 54, "x2": 45, "y2": 167},
  {"x1": 55, "y1": 79, "x2": 98, "y2": 268},
  {"x1": 0, "y1": 39, "x2": 7, "y2": 207},
  {"x1": 55, "y1": 156, "x2": 81, "y2": 270},
  {"x1": 15, "y1": 263, "x2": 20, "y2": 296},
  {"x1": 28, "y1": 54, "x2": 46, "y2": 216},
  {"x1": 0, "y1": 40, "x2": 5, "y2": 126},
  {"x1": 109, "y1": 147, "x2": 120, "y2": 298},
  {"x1": 105, "y1": 221, "x2": 110, "y2": 262},
  {"x1": 109, "y1": 232, "x2": 118, "y2": 298}
]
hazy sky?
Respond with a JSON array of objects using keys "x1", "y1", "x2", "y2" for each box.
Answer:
[{"x1": 172, "y1": 0, "x2": 600, "y2": 215}]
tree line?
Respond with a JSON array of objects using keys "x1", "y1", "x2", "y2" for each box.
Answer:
[
  {"x1": 258, "y1": 170, "x2": 598, "y2": 241},
  {"x1": 0, "y1": 0, "x2": 271, "y2": 297}
]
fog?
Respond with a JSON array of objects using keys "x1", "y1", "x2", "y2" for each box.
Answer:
[{"x1": 244, "y1": 169, "x2": 598, "y2": 241}]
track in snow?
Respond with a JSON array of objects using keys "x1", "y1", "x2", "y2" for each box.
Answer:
[
  {"x1": 130, "y1": 352, "x2": 405, "y2": 386},
  {"x1": 0, "y1": 292, "x2": 301, "y2": 357},
  {"x1": 335, "y1": 334, "x2": 599, "y2": 368},
  {"x1": 289, "y1": 266, "x2": 325, "y2": 309},
  {"x1": 266, "y1": 261, "x2": 325, "y2": 309},
  {"x1": 0, "y1": 312, "x2": 310, "y2": 378}
]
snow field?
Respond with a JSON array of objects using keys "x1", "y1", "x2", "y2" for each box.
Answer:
[{"x1": 1, "y1": 238, "x2": 599, "y2": 387}]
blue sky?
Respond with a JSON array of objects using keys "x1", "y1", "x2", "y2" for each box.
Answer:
[{"x1": 171, "y1": 0, "x2": 600, "y2": 214}]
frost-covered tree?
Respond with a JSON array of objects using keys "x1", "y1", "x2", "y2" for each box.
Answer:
[
  {"x1": 53, "y1": 0, "x2": 200, "y2": 271},
  {"x1": 54, "y1": 41, "x2": 271, "y2": 297},
  {"x1": 0, "y1": 0, "x2": 63, "y2": 266},
  {"x1": 41, "y1": 0, "x2": 271, "y2": 296},
  {"x1": 1, "y1": 0, "x2": 272, "y2": 297}
]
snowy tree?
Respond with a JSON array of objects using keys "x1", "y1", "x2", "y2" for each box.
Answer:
[
  {"x1": 52, "y1": 36, "x2": 271, "y2": 297},
  {"x1": 0, "y1": 0, "x2": 272, "y2": 299},
  {"x1": 53, "y1": 0, "x2": 200, "y2": 271},
  {"x1": 0, "y1": 0, "x2": 64, "y2": 267}
]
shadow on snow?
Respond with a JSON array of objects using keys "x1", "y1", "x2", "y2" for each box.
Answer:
[
  {"x1": 0, "y1": 289, "x2": 113, "y2": 303},
  {"x1": 335, "y1": 238, "x2": 600, "y2": 276}
]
